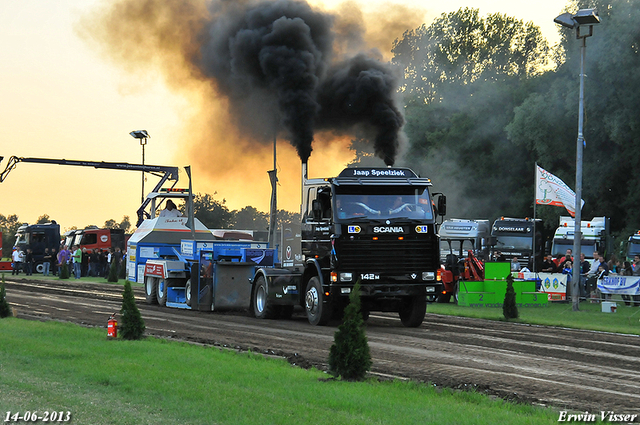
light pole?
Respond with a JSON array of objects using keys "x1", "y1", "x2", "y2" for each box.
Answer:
[
  {"x1": 130, "y1": 130, "x2": 150, "y2": 203},
  {"x1": 554, "y1": 9, "x2": 600, "y2": 311}
]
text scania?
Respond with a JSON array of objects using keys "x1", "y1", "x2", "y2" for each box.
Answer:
[{"x1": 373, "y1": 226, "x2": 405, "y2": 233}]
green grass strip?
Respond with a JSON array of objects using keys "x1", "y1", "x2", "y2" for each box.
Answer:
[{"x1": 0, "y1": 318, "x2": 557, "y2": 425}]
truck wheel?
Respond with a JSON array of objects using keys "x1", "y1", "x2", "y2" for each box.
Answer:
[
  {"x1": 253, "y1": 276, "x2": 277, "y2": 319},
  {"x1": 185, "y1": 279, "x2": 192, "y2": 307},
  {"x1": 36, "y1": 263, "x2": 44, "y2": 274},
  {"x1": 305, "y1": 277, "x2": 332, "y2": 326},
  {"x1": 145, "y1": 277, "x2": 158, "y2": 305},
  {"x1": 157, "y1": 279, "x2": 167, "y2": 306},
  {"x1": 399, "y1": 295, "x2": 426, "y2": 327}
]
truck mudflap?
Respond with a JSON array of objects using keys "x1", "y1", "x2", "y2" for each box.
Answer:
[{"x1": 257, "y1": 268, "x2": 303, "y2": 305}]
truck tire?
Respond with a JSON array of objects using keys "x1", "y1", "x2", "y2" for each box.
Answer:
[
  {"x1": 253, "y1": 276, "x2": 277, "y2": 319},
  {"x1": 185, "y1": 279, "x2": 192, "y2": 307},
  {"x1": 36, "y1": 262, "x2": 44, "y2": 274},
  {"x1": 145, "y1": 277, "x2": 158, "y2": 305},
  {"x1": 399, "y1": 295, "x2": 426, "y2": 327},
  {"x1": 157, "y1": 279, "x2": 167, "y2": 306},
  {"x1": 305, "y1": 277, "x2": 332, "y2": 326}
]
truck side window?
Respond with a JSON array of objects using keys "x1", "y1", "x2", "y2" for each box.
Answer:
[{"x1": 303, "y1": 187, "x2": 317, "y2": 222}]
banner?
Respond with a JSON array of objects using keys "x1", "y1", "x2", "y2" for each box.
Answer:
[
  {"x1": 535, "y1": 165, "x2": 584, "y2": 217},
  {"x1": 598, "y1": 276, "x2": 640, "y2": 295}
]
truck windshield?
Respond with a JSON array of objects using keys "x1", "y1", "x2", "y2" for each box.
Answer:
[
  {"x1": 628, "y1": 242, "x2": 640, "y2": 259},
  {"x1": 552, "y1": 240, "x2": 597, "y2": 258},
  {"x1": 14, "y1": 232, "x2": 28, "y2": 246},
  {"x1": 494, "y1": 236, "x2": 532, "y2": 251},
  {"x1": 334, "y1": 186, "x2": 433, "y2": 221}
]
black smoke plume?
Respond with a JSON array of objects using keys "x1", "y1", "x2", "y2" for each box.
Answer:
[{"x1": 198, "y1": 0, "x2": 404, "y2": 165}]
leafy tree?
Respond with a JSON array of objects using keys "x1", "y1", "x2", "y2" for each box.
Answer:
[
  {"x1": 183, "y1": 193, "x2": 234, "y2": 229},
  {"x1": 119, "y1": 280, "x2": 145, "y2": 340},
  {"x1": 328, "y1": 280, "x2": 372, "y2": 381},
  {"x1": 392, "y1": 8, "x2": 550, "y2": 106},
  {"x1": 104, "y1": 216, "x2": 131, "y2": 234},
  {"x1": 0, "y1": 214, "x2": 21, "y2": 258},
  {"x1": 36, "y1": 214, "x2": 51, "y2": 224},
  {"x1": 391, "y1": 8, "x2": 552, "y2": 223},
  {"x1": 0, "y1": 275, "x2": 12, "y2": 318},
  {"x1": 233, "y1": 206, "x2": 268, "y2": 230},
  {"x1": 505, "y1": 0, "x2": 640, "y2": 242},
  {"x1": 503, "y1": 274, "x2": 519, "y2": 320}
]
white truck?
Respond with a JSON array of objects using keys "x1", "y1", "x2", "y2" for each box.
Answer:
[{"x1": 551, "y1": 216, "x2": 610, "y2": 260}]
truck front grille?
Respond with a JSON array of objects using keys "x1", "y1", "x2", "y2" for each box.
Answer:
[{"x1": 336, "y1": 238, "x2": 438, "y2": 273}]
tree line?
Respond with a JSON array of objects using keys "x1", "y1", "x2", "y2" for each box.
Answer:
[{"x1": 386, "y1": 0, "x2": 640, "y2": 257}]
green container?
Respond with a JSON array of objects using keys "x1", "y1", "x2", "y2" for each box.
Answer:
[
  {"x1": 485, "y1": 262, "x2": 511, "y2": 280},
  {"x1": 484, "y1": 281, "x2": 506, "y2": 302}
]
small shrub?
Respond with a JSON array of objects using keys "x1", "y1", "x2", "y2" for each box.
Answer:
[
  {"x1": 1, "y1": 275, "x2": 12, "y2": 318},
  {"x1": 328, "y1": 280, "x2": 371, "y2": 381},
  {"x1": 503, "y1": 273, "x2": 519, "y2": 320},
  {"x1": 107, "y1": 260, "x2": 119, "y2": 283},
  {"x1": 58, "y1": 264, "x2": 69, "y2": 280},
  {"x1": 119, "y1": 280, "x2": 145, "y2": 340}
]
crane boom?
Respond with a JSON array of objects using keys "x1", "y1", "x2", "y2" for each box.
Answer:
[{"x1": 0, "y1": 156, "x2": 180, "y2": 226}]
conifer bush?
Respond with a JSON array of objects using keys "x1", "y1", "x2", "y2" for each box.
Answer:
[
  {"x1": 119, "y1": 280, "x2": 145, "y2": 340},
  {"x1": 107, "y1": 260, "x2": 119, "y2": 283},
  {"x1": 328, "y1": 280, "x2": 371, "y2": 381},
  {"x1": 1, "y1": 275, "x2": 12, "y2": 318},
  {"x1": 503, "y1": 273, "x2": 519, "y2": 320},
  {"x1": 58, "y1": 264, "x2": 69, "y2": 279}
]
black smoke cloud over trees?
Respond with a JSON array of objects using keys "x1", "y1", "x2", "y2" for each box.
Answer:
[{"x1": 198, "y1": 0, "x2": 404, "y2": 165}]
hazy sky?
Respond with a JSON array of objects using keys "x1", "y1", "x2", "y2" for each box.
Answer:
[{"x1": 0, "y1": 0, "x2": 567, "y2": 231}]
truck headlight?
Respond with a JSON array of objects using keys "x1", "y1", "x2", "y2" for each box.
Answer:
[
  {"x1": 422, "y1": 271, "x2": 435, "y2": 281},
  {"x1": 426, "y1": 286, "x2": 436, "y2": 293},
  {"x1": 340, "y1": 272, "x2": 353, "y2": 282}
]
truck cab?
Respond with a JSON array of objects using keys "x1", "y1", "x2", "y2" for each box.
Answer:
[
  {"x1": 491, "y1": 217, "x2": 543, "y2": 271},
  {"x1": 551, "y1": 216, "x2": 609, "y2": 260},
  {"x1": 14, "y1": 222, "x2": 61, "y2": 273},
  {"x1": 299, "y1": 167, "x2": 443, "y2": 326}
]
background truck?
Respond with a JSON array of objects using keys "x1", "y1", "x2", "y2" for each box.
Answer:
[
  {"x1": 437, "y1": 219, "x2": 490, "y2": 303},
  {"x1": 64, "y1": 227, "x2": 126, "y2": 253},
  {"x1": 490, "y1": 217, "x2": 544, "y2": 271},
  {"x1": 134, "y1": 165, "x2": 445, "y2": 328},
  {"x1": 551, "y1": 216, "x2": 610, "y2": 260},
  {"x1": 626, "y1": 231, "x2": 640, "y2": 261},
  {"x1": 13, "y1": 221, "x2": 61, "y2": 273}
]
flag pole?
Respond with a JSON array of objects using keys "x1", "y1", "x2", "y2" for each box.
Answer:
[{"x1": 533, "y1": 163, "x2": 537, "y2": 273}]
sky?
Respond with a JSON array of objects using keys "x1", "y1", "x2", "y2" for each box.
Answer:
[{"x1": 0, "y1": 0, "x2": 567, "y2": 232}]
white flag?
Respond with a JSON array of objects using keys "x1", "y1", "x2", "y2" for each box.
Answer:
[{"x1": 535, "y1": 165, "x2": 584, "y2": 217}]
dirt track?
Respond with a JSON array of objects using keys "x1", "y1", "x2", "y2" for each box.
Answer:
[{"x1": 4, "y1": 276, "x2": 640, "y2": 417}]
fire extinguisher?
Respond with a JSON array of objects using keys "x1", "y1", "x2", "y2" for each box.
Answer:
[{"x1": 107, "y1": 313, "x2": 118, "y2": 338}]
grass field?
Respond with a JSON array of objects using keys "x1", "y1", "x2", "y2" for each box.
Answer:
[{"x1": 0, "y1": 319, "x2": 558, "y2": 425}]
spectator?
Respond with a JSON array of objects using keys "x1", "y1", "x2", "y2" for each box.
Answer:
[
  {"x1": 553, "y1": 253, "x2": 565, "y2": 271},
  {"x1": 57, "y1": 245, "x2": 70, "y2": 276},
  {"x1": 11, "y1": 247, "x2": 23, "y2": 275},
  {"x1": 50, "y1": 247, "x2": 58, "y2": 276},
  {"x1": 541, "y1": 254, "x2": 556, "y2": 273},
  {"x1": 88, "y1": 249, "x2": 99, "y2": 277},
  {"x1": 511, "y1": 257, "x2": 521, "y2": 272},
  {"x1": 620, "y1": 261, "x2": 634, "y2": 306},
  {"x1": 578, "y1": 253, "x2": 590, "y2": 300},
  {"x1": 81, "y1": 247, "x2": 89, "y2": 277},
  {"x1": 99, "y1": 250, "x2": 108, "y2": 277},
  {"x1": 72, "y1": 245, "x2": 82, "y2": 279},
  {"x1": 24, "y1": 249, "x2": 34, "y2": 276},
  {"x1": 42, "y1": 248, "x2": 52, "y2": 277}
]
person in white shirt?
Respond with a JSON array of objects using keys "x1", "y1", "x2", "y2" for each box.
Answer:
[{"x1": 159, "y1": 200, "x2": 183, "y2": 218}]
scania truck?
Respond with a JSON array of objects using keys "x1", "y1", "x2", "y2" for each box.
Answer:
[{"x1": 251, "y1": 165, "x2": 445, "y2": 327}]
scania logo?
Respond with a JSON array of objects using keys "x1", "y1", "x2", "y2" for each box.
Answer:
[{"x1": 373, "y1": 226, "x2": 404, "y2": 233}]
